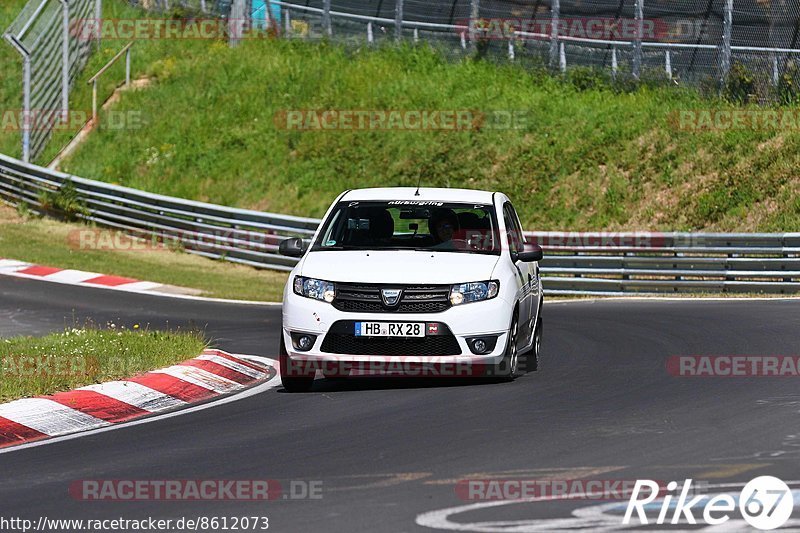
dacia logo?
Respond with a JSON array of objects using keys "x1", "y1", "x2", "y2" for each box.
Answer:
[{"x1": 380, "y1": 289, "x2": 403, "y2": 307}]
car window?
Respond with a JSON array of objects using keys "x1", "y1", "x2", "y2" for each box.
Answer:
[
  {"x1": 312, "y1": 201, "x2": 501, "y2": 254},
  {"x1": 503, "y1": 203, "x2": 524, "y2": 254}
]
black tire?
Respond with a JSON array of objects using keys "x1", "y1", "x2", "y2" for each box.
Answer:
[
  {"x1": 279, "y1": 338, "x2": 314, "y2": 392},
  {"x1": 529, "y1": 316, "x2": 542, "y2": 372},
  {"x1": 491, "y1": 311, "x2": 519, "y2": 381}
]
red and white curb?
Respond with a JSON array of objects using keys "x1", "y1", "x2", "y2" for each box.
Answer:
[
  {"x1": 0, "y1": 349, "x2": 277, "y2": 449},
  {"x1": 0, "y1": 259, "x2": 180, "y2": 296}
]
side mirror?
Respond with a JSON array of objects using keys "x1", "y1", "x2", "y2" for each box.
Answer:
[
  {"x1": 279, "y1": 237, "x2": 307, "y2": 258},
  {"x1": 513, "y1": 244, "x2": 543, "y2": 262}
]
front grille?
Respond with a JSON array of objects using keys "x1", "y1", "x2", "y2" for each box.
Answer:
[
  {"x1": 332, "y1": 284, "x2": 451, "y2": 313},
  {"x1": 320, "y1": 321, "x2": 462, "y2": 356}
]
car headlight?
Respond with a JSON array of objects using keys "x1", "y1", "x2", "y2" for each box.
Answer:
[
  {"x1": 293, "y1": 276, "x2": 335, "y2": 303},
  {"x1": 449, "y1": 280, "x2": 499, "y2": 305}
]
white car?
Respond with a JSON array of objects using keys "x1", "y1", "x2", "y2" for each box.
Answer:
[{"x1": 278, "y1": 187, "x2": 543, "y2": 392}]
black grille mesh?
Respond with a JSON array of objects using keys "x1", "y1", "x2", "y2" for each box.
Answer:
[{"x1": 321, "y1": 333, "x2": 462, "y2": 356}]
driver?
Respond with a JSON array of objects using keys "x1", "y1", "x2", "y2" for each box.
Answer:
[{"x1": 428, "y1": 208, "x2": 460, "y2": 249}]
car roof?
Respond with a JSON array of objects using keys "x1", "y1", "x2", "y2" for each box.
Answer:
[{"x1": 340, "y1": 187, "x2": 496, "y2": 204}]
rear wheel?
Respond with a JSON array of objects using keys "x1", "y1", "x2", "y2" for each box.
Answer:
[{"x1": 279, "y1": 337, "x2": 314, "y2": 393}]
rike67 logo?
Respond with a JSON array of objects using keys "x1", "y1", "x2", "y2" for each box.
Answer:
[{"x1": 624, "y1": 476, "x2": 794, "y2": 530}]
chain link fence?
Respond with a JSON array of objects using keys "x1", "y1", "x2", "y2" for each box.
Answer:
[
  {"x1": 136, "y1": 0, "x2": 800, "y2": 101},
  {"x1": 5, "y1": 0, "x2": 797, "y2": 163},
  {"x1": 4, "y1": 0, "x2": 101, "y2": 163}
]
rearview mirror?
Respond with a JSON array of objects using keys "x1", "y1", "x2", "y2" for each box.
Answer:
[
  {"x1": 279, "y1": 237, "x2": 307, "y2": 258},
  {"x1": 514, "y1": 244, "x2": 543, "y2": 262}
]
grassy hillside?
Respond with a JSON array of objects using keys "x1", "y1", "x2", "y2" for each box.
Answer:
[
  {"x1": 0, "y1": 0, "x2": 208, "y2": 161},
  {"x1": 55, "y1": 38, "x2": 800, "y2": 232},
  {"x1": 2, "y1": 0, "x2": 799, "y2": 232}
]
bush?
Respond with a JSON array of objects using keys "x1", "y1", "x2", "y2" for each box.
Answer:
[
  {"x1": 777, "y1": 61, "x2": 800, "y2": 105},
  {"x1": 722, "y1": 63, "x2": 756, "y2": 103},
  {"x1": 38, "y1": 180, "x2": 89, "y2": 221}
]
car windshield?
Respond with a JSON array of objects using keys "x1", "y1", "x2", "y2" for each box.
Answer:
[{"x1": 312, "y1": 200, "x2": 501, "y2": 254}]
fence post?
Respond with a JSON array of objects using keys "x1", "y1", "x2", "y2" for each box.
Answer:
[
  {"x1": 323, "y1": 0, "x2": 331, "y2": 37},
  {"x1": 549, "y1": 0, "x2": 559, "y2": 68},
  {"x1": 469, "y1": 0, "x2": 479, "y2": 46},
  {"x1": 559, "y1": 41, "x2": 566, "y2": 72},
  {"x1": 60, "y1": 0, "x2": 70, "y2": 122},
  {"x1": 95, "y1": 0, "x2": 102, "y2": 47},
  {"x1": 284, "y1": 8, "x2": 291, "y2": 35},
  {"x1": 22, "y1": 55, "x2": 31, "y2": 163},
  {"x1": 125, "y1": 46, "x2": 131, "y2": 86},
  {"x1": 721, "y1": 0, "x2": 732, "y2": 84},
  {"x1": 200, "y1": 0, "x2": 207, "y2": 12},
  {"x1": 612, "y1": 45, "x2": 618, "y2": 78},
  {"x1": 395, "y1": 0, "x2": 403, "y2": 42},
  {"x1": 633, "y1": 0, "x2": 643, "y2": 78},
  {"x1": 413, "y1": 27, "x2": 418, "y2": 42},
  {"x1": 92, "y1": 79, "x2": 98, "y2": 123},
  {"x1": 367, "y1": 21, "x2": 373, "y2": 44},
  {"x1": 508, "y1": 32, "x2": 515, "y2": 60},
  {"x1": 665, "y1": 50, "x2": 672, "y2": 79},
  {"x1": 5, "y1": 35, "x2": 31, "y2": 163},
  {"x1": 773, "y1": 56, "x2": 779, "y2": 86}
]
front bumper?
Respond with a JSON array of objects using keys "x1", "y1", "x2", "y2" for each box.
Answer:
[{"x1": 281, "y1": 290, "x2": 513, "y2": 370}]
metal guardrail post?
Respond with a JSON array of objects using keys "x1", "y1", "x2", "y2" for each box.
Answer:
[
  {"x1": 549, "y1": 0, "x2": 559, "y2": 68},
  {"x1": 395, "y1": 0, "x2": 403, "y2": 42},
  {"x1": 633, "y1": 0, "x2": 643, "y2": 78},
  {"x1": 322, "y1": 0, "x2": 331, "y2": 37},
  {"x1": 721, "y1": 0, "x2": 732, "y2": 84}
]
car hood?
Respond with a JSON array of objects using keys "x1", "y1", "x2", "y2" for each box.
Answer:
[{"x1": 299, "y1": 250, "x2": 500, "y2": 285}]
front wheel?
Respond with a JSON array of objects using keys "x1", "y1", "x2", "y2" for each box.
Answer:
[
  {"x1": 279, "y1": 337, "x2": 314, "y2": 393},
  {"x1": 491, "y1": 311, "x2": 519, "y2": 380}
]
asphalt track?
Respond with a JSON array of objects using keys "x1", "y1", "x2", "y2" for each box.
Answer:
[{"x1": 2, "y1": 275, "x2": 800, "y2": 531}]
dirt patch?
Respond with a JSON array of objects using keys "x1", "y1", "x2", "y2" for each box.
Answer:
[{"x1": 0, "y1": 204, "x2": 23, "y2": 224}]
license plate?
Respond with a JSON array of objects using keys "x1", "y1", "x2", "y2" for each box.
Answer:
[{"x1": 355, "y1": 322, "x2": 425, "y2": 337}]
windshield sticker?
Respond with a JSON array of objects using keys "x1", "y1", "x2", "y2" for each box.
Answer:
[{"x1": 387, "y1": 201, "x2": 444, "y2": 206}]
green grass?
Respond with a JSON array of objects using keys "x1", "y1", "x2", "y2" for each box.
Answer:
[
  {"x1": 43, "y1": 37, "x2": 798, "y2": 232},
  {"x1": 0, "y1": 205, "x2": 288, "y2": 301},
  {"x1": 0, "y1": 326, "x2": 206, "y2": 401},
  {"x1": 3, "y1": 0, "x2": 800, "y2": 242},
  {"x1": 0, "y1": 0, "x2": 215, "y2": 162}
]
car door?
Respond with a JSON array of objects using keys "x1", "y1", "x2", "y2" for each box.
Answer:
[{"x1": 503, "y1": 202, "x2": 534, "y2": 343}]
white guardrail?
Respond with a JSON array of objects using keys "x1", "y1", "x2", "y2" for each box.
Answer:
[{"x1": 2, "y1": 152, "x2": 800, "y2": 296}]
